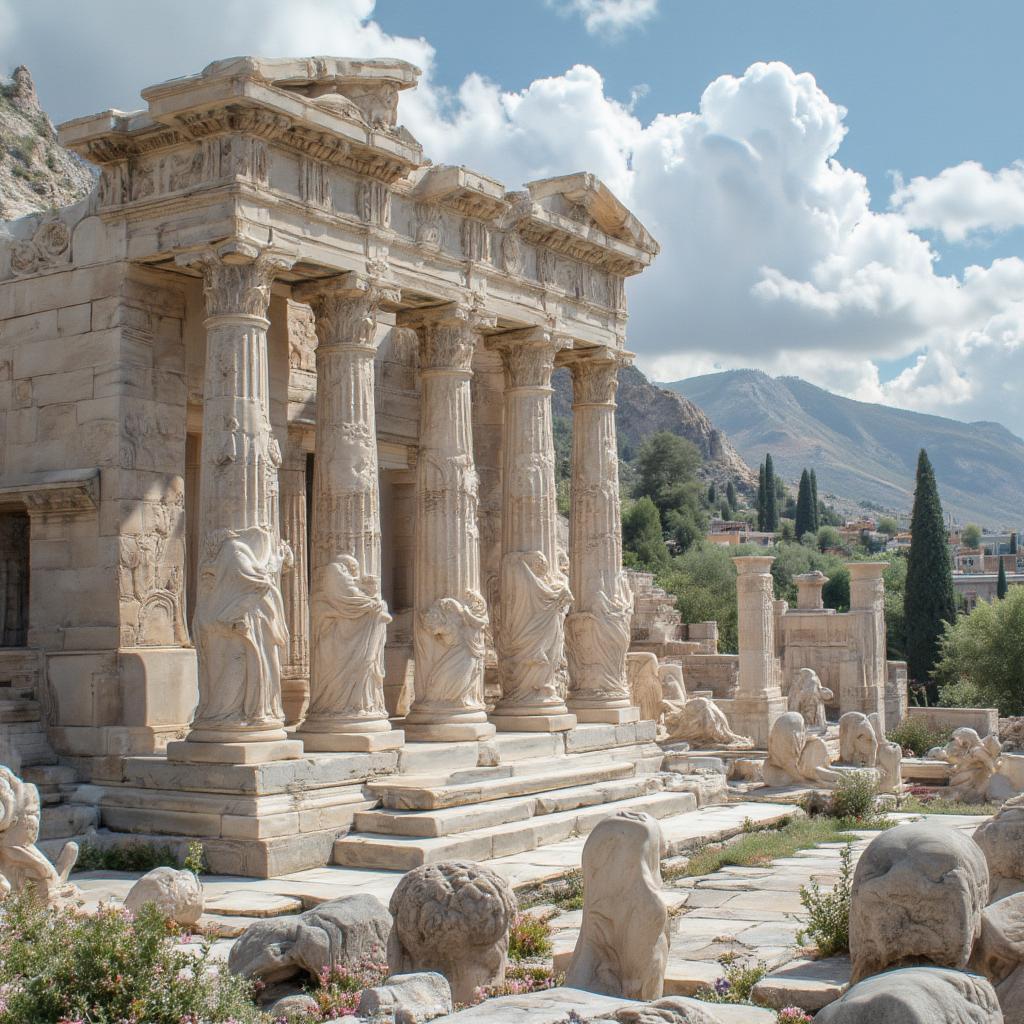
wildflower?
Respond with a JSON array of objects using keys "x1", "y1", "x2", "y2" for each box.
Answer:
[{"x1": 714, "y1": 976, "x2": 732, "y2": 995}]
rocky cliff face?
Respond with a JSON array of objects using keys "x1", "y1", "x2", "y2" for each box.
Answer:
[
  {"x1": 0, "y1": 66, "x2": 93, "y2": 222},
  {"x1": 552, "y1": 363, "x2": 756, "y2": 494}
]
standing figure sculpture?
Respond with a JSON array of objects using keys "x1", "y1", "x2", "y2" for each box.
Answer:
[
  {"x1": 0, "y1": 765, "x2": 78, "y2": 904},
  {"x1": 307, "y1": 554, "x2": 392, "y2": 724},
  {"x1": 190, "y1": 526, "x2": 290, "y2": 738},
  {"x1": 788, "y1": 668, "x2": 833, "y2": 732}
]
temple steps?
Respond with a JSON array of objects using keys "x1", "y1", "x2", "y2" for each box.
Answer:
[
  {"x1": 366, "y1": 760, "x2": 636, "y2": 812},
  {"x1": 333, "y1": 787, "x2": 696, "y2": 870},
  {"x1": 354, "y1": 773, "x2": 664, "y2": 838}
]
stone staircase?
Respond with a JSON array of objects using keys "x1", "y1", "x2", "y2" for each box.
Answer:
[
  {"x1": 0, "y1": 652, "x2": 99, "y2": 843},
  {"x1": 332, "y1": 721, "x2": 690, "y2": 870}
]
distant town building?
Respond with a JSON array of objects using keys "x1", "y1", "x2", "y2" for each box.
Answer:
[{"x1": 706, "y1": 519, "x2": 777, "y2": 547}]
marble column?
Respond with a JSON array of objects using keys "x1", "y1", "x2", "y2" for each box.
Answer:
[
  {"x1": 294, "y1": 274, "x2": 403, "y2": 752},
  {"x1": 563, "y1": 348, "x2": 639, "y2": 725},
  {"x1": 489, "y1": 328, "x2": 575, "y2": 733},
  {"x1": 730, "y1": 555, "x2": 785, "y2": 746},
  {"x1": 398, "y1": 302, "x2": 496, "y2": 741},
  {"x1": 278, "y1": 434, "x2": 310, "y2": 726},
  {"x1": 169, "y1": 242, "x2": 302, "y2": 764},
  {"x1": 847, "y1": 562, "x2": 888, "y2": 724}
]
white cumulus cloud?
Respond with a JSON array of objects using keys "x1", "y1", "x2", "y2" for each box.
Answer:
[{"x1": 549, "y1": 0, "x2": 658, "y2": 36}]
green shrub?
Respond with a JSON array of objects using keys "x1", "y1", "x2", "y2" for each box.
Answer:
[
  {"x1": 937, "y1": 678, "x2": 987, "y2": 708},
  {"x1": 183, "y1": 840, "x2": 207, "y2": 876},
  {"x1": 0, "y1": 889, "x2": 264, "y2": 1024},
  {"x1": 75, "y1": 840, "x2": 181, "y2": 873},
  {"x1": 312, "y1": 956, "x2": 389, "y2": 1018},
  {"x1": 798, "y1": 842, "x2": 853, "y2": 957},
  {"x1": 887, "y1": 718, "x2": 951, "y2": 756},
  {"x1": 508, "y1": 912, "x2": 553, "y2": 960},
  {"x1": 696, "y1": 954, "x2": 768, "y2": 1003},
  {"x1": 830, "y1": 771, "x2": 877, "y2": 820}
]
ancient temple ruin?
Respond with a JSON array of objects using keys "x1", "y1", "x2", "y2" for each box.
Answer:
[{"x1": 0, "y1": 56, "x2": 664, "y2": 874}]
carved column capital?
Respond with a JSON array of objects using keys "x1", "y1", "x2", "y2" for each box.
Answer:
[
  {"x1": 177, "y1": 241, "x2": 296, "y2": 320},
  {"x1": 563, "y1": 347, "x2": 632, "y2": 406},
  {"x1": 487, "y1": 327, "x2": 570, "y2": 389},
  {"x1": 399, "y1": 302, "x2": 497, "y2": 373},
  {"x1": 294, "y1": 272, "x2": 400, "y2": 353}
]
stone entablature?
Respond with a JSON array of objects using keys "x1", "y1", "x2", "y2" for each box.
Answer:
[{"x1": 0, "y1": 51, "x2": 658, "y2": 865}]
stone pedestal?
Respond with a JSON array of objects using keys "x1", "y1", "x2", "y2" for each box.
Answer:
[
  {"x1": 168, "y1": 242, "x2": 302, "y2": 765},
  {"x1": 489, "y1": 328, "x2": 575, "y2": 734},
  {"x1": 295, "y1": 275, "x2": 403, "y2": 753},
  {"x1": 563, "y1": 349, "x2": 638, "y2": 726},
  {"x1": 795, "y1": 571, "x2": 828, "y2": 611},
  {"x1": 399, "y1": 304, "x2": 496, "y2": 742},
  {"x1": 847, "y1": 562, "x2": 888, "y2": 725},
  {"x1": 729, "y1": 555, "x2": 785, "y2": 746}
]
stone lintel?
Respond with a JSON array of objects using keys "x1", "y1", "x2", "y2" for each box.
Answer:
[{"x1": 0, "y1": 468, "x2": 99, "y2": 515}]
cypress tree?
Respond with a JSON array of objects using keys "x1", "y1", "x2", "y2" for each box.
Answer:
[
  {"x1": 757, "y1": 463, "x2": 766, "y2": 531},
  {"x1": 904, "y1": 448, "x2": 956, "y2": 698},
  {"x1": 707, "y1": 482, "x2": 717, "y2": 506},
  {"x1": 726, "y1": 480, "x2": 737, "y2": 511},
  {"x1": 795, "y1": 469, "x2": 814, "y2": 539},
  {"x1": 809, "y1": 469, "x2": 820, "y2": 530},
  {"x1": 1012, "y1": 532, "x2": 1019, "y2": 555},
  {"x1": 997, "y1": 559, "x2": 1009, "y2": 599},
  {"x1": 764, "y1": 453, "x2": 778, "y2": 532}
]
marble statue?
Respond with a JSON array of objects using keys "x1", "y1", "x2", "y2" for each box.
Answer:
[
  {"x1": 849, "y1": 822, "x2": 989, "y2": 984},
  {"x1": 307, "y1": 554, "x2": 392, "y2": 722},
  {"x1": 497, "y1": 550, "x2": 572, "y2": 707},
  {"x1": 763, "y1": 711, "x2": 837, "y2": 787},
  {"x1": 417, "y1": 594, "x2": 490, "y2": 709},
  {"x1": 191, "y1": 526, "x2": 290, "y2": 737},
  {"x1": 0, "y1": 765, "x2": 78, "y2": 904},
  {"x1": 839, "y1": 712, "x2": 879, "y2": 768},
  {"x1": 565, "y1": 810, "x2": 669, "y2": 1000},
  {"x1": 975, "y1": 795, "x2": 1024, "y2": 901},
  {"x1": 660, "y1": 697, "x2": 753, "y2": 750},
  {"x1": 387, "y1": 860, "x2": 517, "y2": 1004},
  {"x1": 627, "y1": 652, "x2": 663, "y2": 723},
  {"x1": 933, "y1": 727, "x2": 1003, "y2": 803},
  {"x1": 788, "y1": 668, "x2": 833, "y2": 731},
  {"x1": 658, "y1": 663, "x2": 686, "y2": 702}
]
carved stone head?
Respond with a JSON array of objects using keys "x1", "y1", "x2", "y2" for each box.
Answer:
[
  {"x1": 839, "y1": 712, "x2": 878, "y2": 767},
  {"x1": 387, "y1": 860, "x2": 517, "y2": 1004},
  {"x1": 0, "y1": 766, "x2": 41, "y2": 847}
]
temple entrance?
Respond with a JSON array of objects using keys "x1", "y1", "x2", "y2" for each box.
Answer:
[{"x1": 0, "y1": 509, "x2": 29, "y2": 647}]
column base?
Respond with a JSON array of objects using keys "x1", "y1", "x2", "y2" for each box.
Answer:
[
  {"x1": 401, "y1": 721, "x2": 496, "y2": 742},
  {"x1": 166, "y1": 739, "x2": 304, "y2": 765},
  {"x1": 568, "y1": 706, "x2": 640, "y2": 725},
  {"x1": 490, "y1": 712, "x2": 577, "y2": 733},
  {"x1": 299, "y1": 729, "x2": 405, "y2": 753}
]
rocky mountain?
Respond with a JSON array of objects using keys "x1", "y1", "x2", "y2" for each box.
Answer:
[
  {"x1": 0, "y1": 66, "x2": 93, "y2": 222},
  {"x1": 665, "y1": 369, "x2": 1024, "y2": 528},
  {"x1": 552, "y1": 364, "x2": 757, "y2": 494}
]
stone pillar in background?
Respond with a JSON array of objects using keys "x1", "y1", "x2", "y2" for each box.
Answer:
[
  {"x1": 169, "y1": 242, "x2": 301, "y2": 764},
  {"x1": 399, "y1": 303, "x2": 496, "y2": 741},
  {"x1": 795, "y1": 570, "x2": 828, "y2": 611},
  {"x1": 278, "y1": 433, "x2": 310, "y2": 726},
  {"x1": 730, "y1": 555, "x2": 786, "y2": 746},
  {"x1": 488, "y1": 328, "x2": 575, "y2": 733},
  {"x1": 847, "y1": 562, "x2": 888, "y2": 725},
  {"x1": 563, "y1": 348, "x2": 639, "y2": 725},
  {"x1": 295, "y1": 274, "x2": 403, "y2": 752}
]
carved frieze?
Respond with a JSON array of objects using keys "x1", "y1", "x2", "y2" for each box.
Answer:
[
  {"x1": 287, "y1": 300, "x2": 318, "y2": 371},
  {"x1": 359, "y1": 180, "x2": 392, "y2": 228},
  {"x1": 298, "y1": 157, "x2": 332, "y2": 210},
  {"x1": 461, "y1": 219, "x2": 491, "y2": 263},
  {"x1": 414, "y1": 202, "x2": 443, "y2": 250},
  {"x1": 500, "y1": 231, "x2": 524, "y2": 277},
  {"x1": 9, "y1": 218, "x2": 71, "y2": 278}
]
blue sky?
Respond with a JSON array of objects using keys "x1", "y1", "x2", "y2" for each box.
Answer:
[{"x1": 2, "y1": 0, "x2": 1022, "y2": 432}]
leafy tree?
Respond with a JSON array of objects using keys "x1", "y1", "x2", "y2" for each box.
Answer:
[
  {"x1": 658, "y1": 544, "x2": 740, "y2": 651},
  {"x1": 795, "y1": 469, "x2": 815, "y2": 540},
  {"x1": 961, "y1": 523, "x2": 982, "y2": 549},
  {"x1": 817, "y1": 525, "x2": 842, "y2": 552},
  {"x1": 632, "y1": 431, "x2": 702, "y2": 525},
  {"x1": 764, "y1": 453, "x2": 778, "y2": 532},
  {"x1": 933, "y1": 586, "x2": 1024, "y2": 714},
  {"x1": 622, "y1": 496, "x2": 669, "y2": 569},
  {"x1": 757, "y1": 463, "x2": 766, "y2": 531},
  {"x1": 877, "y1": 516, "x2": 899, "y2": 537},
  {"x1": 905, "y1": 448, "x2": 956, "y2": 696},
  {"x1": 779, "y1": 519, "x2": 796, "y2": 542},
  {"x1": 998, "y1": 559, "x2": 1009, "y2": 599},
  {"x1": 666, "y1": 503, "x2": 706, "y2": 554},
  {"x1": 810, "y1": 469, "x2": 820, "y2": 530},
  {"x1": 726, "y1": 480, "x2": 737, "y2": 511}
]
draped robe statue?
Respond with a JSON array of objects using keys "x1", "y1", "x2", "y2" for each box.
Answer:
[
  {"x1": 308, "y1": 554, "x2": 392, "y2": 721},
  {"x1": 192, "y1": 526, "x2": 289, "y2": 733}
]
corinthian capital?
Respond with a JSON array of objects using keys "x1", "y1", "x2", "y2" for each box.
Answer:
[
  {"x1": 399, "y1": 301, "x2": 497, "y2": 373},
  {"x1": 294, "y1": 271, "x2": 401, "y2": 352},
  {"x1": 487, "y1": 326, "x2": 571, "y2": 389},
  {"x1": 564, "y1": 346, "x2": 632, "y2": 406},
  {"x1": 178, "y1": 241, "x2": 296, "y2": 319}
]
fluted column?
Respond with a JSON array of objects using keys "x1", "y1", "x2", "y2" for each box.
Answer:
[
  {"x1": 848, "y1": 561, "x2": 888, "y2": 724},
  {"x1": 398, "y1": 303, "x2": 497, "y2": 741},
  {"x1": 169, "y1": 241, "x2": 302, "y2": 764},
  {"x1": 563, "y1": 348, "x2": 639, "y2": 725},
  {"x1": 295, "y1": 274, "x2": 404, "y2": 752},
  {"x1": 278, "y1": 434, "x2": 310, "y2": 726},
  {"x1": 488, "y1": 328, "x2": 575, "y2": 732}
]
